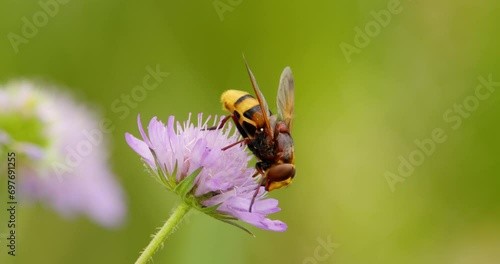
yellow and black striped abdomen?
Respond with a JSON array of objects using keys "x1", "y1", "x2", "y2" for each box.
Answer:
[{"x1": 221, "y1": 90, "x2": 265, "y2": 138}]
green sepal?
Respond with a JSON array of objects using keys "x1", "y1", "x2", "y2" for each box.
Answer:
[
  {"x1": 169, "y1": 161, "x2": 179, "y2": 188},
  {"x1": 206, "y1": 210, "x2": 254, "y2": 236},
  {"x1": 218, "y1": 219, "x2": 255, "y2": 237},
  {"x1": 195, "y1": 203, "x2": 222, "y2": 214},
  {"x1": 208, "y1": 211, "x2": 238, "y2": 220},
  {"x1": 174, "y1": 167, "x2": 202, "y2": 199},
  {"x1": 215, "y1": 215, "x2": 238, "y2": 221},
  {"x1": 143, "y1": 162, "x2": 171, "y2": 190},
  {"x1": 147, "y1": 149, "x2": 173, "y2": 190}
]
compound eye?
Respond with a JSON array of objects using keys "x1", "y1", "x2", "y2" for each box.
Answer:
[{"x1": 267, "y1": 164, "x2": 295, "y2": 182}]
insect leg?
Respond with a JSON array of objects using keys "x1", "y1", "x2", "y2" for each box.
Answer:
[
  {"x1": 249, "y1": 176, "x2": 266, "y2": 212},
  {"x1": 249, "y1": 163, "x2": 266, "y2": 212},
  {"x1": 205, "y1": 114, "x2": 233, "y2": 130},
  {"x1": 221, "y1": 137, "x2": 251, "y2": 151}
]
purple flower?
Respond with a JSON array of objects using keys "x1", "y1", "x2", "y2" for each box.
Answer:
[
  {"x1": 125, "y1": 113, "x2": 287, "y2": 232},
  {"x1": 0, "y1": 81, "x2": 126, "y2": 228}
]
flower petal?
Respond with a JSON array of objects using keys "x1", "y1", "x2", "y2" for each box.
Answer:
[
  {"x1": 125, "y1": 133, "x2": 155, "y2": 168},
  {"x1": 137, "y1": 114, "x2": 152, "y2": 149},
  {"x1": 231, "y1": 210, "x2": 288, "y2": 232},
  {"x1": 229, "y1": 196, "x2": 282, "y2": 215}
]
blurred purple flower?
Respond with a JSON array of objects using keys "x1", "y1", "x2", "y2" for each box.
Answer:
[
  {"x1": 125, "y1": 113, "x2": 287, "y2": 232},
  {"x1": 0, "y1": 81, "x2": 126, "y2": 228}
]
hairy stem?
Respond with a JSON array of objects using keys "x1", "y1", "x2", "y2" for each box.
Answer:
[{"x1": 135, "y1": 201, "x2": 191, "y2": 264}]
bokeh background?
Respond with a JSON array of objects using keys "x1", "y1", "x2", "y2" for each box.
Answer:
[{"x1": 1, "y1": 0, "x2": 500, "y2": 263}]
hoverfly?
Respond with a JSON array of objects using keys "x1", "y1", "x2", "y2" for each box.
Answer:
[{"x1": 211, "y1": 58, "x2": 295, "y2": 212}]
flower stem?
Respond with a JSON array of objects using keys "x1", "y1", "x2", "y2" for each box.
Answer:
[{"x1": 135, "y1": 201, "x2": 191, "y2": 264}]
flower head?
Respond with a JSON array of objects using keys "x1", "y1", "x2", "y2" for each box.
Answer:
[
  {"x1": 125, "y1": 113, "x2": 287, "y2": 232},
  {"x1": 0, "y1": 81, "x2": 126, "y2": 228}
]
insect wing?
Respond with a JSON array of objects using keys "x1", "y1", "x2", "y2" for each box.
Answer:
[
  {"x1": 243, "y1": 57, "x2": 273, "y2": 135},
  {"x1": 277, "y1": 66, "x2": 295, "y2": 131}
]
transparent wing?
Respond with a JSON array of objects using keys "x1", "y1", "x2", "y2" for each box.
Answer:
[
  {"x1": 277, "y1": 66, "x2": 295, "y2": 132},
  {"x1": 243, "y1": 55, "x2": 273, "y2": 135}
]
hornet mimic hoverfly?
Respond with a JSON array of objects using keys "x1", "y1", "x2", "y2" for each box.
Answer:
[{"x1": 210, "y1": 58, "x2": 295, "y2": 212}]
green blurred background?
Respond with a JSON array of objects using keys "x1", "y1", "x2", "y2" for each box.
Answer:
[{"x1": 1, "y1": 0, "x2": 500, "y2": 263}]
